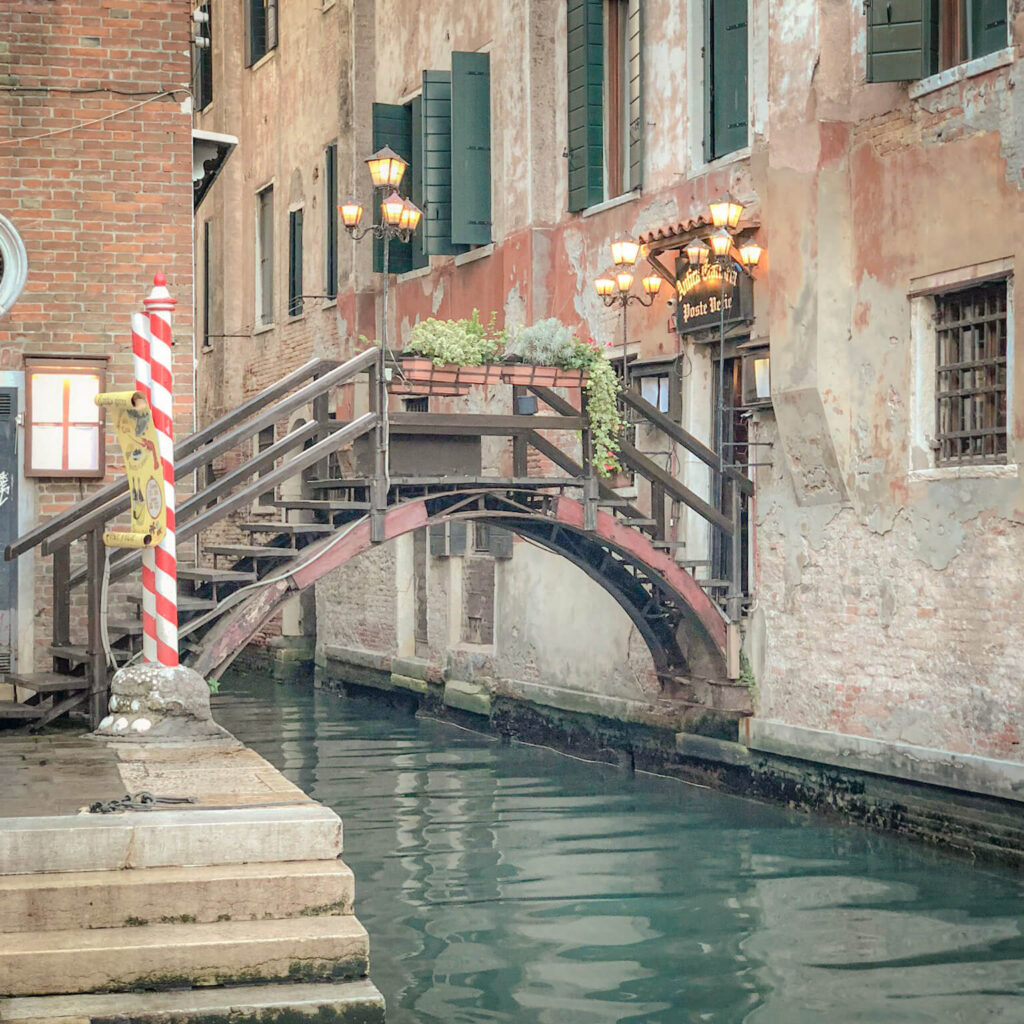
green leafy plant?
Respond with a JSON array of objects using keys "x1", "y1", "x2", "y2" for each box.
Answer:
[
  {"x1": 503, "y1": 318, "x2": 577, "y2": 366},
  {"x1": 406, "y1": 309, "x2": 504, "y2": 366}
]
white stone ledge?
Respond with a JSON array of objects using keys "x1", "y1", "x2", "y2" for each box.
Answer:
[
  {"x1": 454, "y1": 243, "x2": 494, "y2": 266},
  {"x1": 909, "y1": 46, "x2": 1015, "y2": 99},
  {"x1": 581, "y1": 191, "x2": 640, "y2": 219},
  {"x1": 909, "y1": 463, "x2": 1018, "y2": 482},
  {"x1": 742, "y1": 718, "x2": 1024, "y2": 804}
]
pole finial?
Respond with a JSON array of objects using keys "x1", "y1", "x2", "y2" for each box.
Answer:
[{"x1": 153, "y1": 271, "x2": 167, "y2": 287}]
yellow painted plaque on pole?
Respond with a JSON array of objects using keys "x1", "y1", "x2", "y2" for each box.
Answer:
[{"x1": 94, "y1": 391, "x2": 166, "y2": 549}]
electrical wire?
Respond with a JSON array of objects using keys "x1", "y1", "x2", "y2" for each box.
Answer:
[{"x1": 0, "y1": 90, "x2": 186, "y2": 147}]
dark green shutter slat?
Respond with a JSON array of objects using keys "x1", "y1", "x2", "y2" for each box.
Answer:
[
  {"x1": 489, "y1": 526, "x2": 513, "y2": 559},
  {"x1": 706, "y1": 0, "x2": 748, "y2": 161},
  {"x1": 324, "y1": 144, "x2": 337, "y2": 298},
  {"x1": 409, "y1": 97, "x2": 429, "y2": 270},
  {"x1": 449, "y1": 520, "x2": 467, "y2": 556},
  {"x1": 567, "y1": 0, "x2": 604, "y2": 212},
  {"x1": 451, "y1": 51, "x2": 492, "y2": 246},
  {"x1": 429, "y1": 523, "x2": 447, "y2": 556},
  {"x1": 865, "y1": 0, "x2": 937, "y2": 82},
  {"x1": 371, "y1": 102, "x2": 413, "y2": 275},
  {"x1": 628, "y1": 0, "x2": 643, "y2": 189},
  {"x1": 972, "y1": 0, "x2": 1007, "y2": 59},
  {"x1": 421, "y1": 71, "x2": 467, "y2": 257},
  {"x1": 247, "y1": 0, "x2": 266, "y2": 65},
  {"x1": 288, "y1": 209, "x2": 303, "y2": 316}
]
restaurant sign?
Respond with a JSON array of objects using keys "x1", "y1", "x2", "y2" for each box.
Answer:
[{"x1": 673, "y1": 256, "x2": 753, "y2": 336}]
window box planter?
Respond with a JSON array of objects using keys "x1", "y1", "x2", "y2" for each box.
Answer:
[
  {"x1": 398, "y1": 356, "x2": 503, "y2": 388},
  {"x1": 499, "y1": 364, "x2": 588, "y2": 388}
]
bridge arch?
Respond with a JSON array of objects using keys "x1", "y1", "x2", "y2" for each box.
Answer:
[{"x1": 194, "y1": 490, "x2": 728, "y2": 684}]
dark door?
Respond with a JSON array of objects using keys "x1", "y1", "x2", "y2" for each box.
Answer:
[
  {"x1": 711, "y1": 357, "x2": 749, "y2": 598},
  {"x1": 0, "y1": 388, "x2": 18, "y2": 674}
]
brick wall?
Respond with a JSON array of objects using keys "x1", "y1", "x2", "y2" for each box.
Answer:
[{"x1": 0, "y1": 1, "x2": 195, "y2": 662}]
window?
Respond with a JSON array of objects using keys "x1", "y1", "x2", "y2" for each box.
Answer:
[
  {"x1": 740, "y1": 347, "x2": 772, "y2": 408},
  {"x1": 246, "y1": 0, "x2": 278, "y2": 67},
  {"x1": 604, "y1": 0, "x2": 642, "y2": 198},
  {"x1": 640, "y1": 373, "x2": 670, "y2": 413},
  {"x1": 0, "y1": 213, "x2": 28, "y2": 318},
  {"x1": 371, "y1": 50, "x2": 491, "y2": 271},
  {"x1": 191, "y1": 3, "x2": 212, "y2": 110},
  {"x1": 403, "y1": 396, "x2": 429, "y2": 412},
  {"x1": 867, "y1": 0, "x2": 1007, "y2": 82},
  {"x1": 567, "y1": 0, "x2": 644, "y2": 211},
  {"x1": 25, "y1": 359, "x2": 106, "y2": 478},
  {"x1": 934, "y1": 280, "x2": 1008, "y2": 465},
  {"x1": 288, "y1": 208, "x2": 303, "y2": 317},
  {"x1": 256, "y1": 185, "x2": 273, "y2": 325},
  {"x1": 630, "y1": 358, "x2": 682, "y2": 419},
  {"x1": 324, "y1": 143, "x2": 337, "y2": 300},
  {"x1": 705, "y1": 0, "x2": 748, "y2": 162}
]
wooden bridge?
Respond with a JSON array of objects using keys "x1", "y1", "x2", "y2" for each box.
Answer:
[{"x1": 2, "y1": 348, "x2": 753, "y2": 729}]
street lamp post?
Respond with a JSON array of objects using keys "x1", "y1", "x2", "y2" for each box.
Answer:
[
  {"x1": 594, "y1": 239, "x2": 663, "y2": 391},
  {"x1": 339, "y1": 147, "x2": 422, "y2": 541},
  {"x1": 681, "y1": 195, "x2": 764, "y2": 620}
]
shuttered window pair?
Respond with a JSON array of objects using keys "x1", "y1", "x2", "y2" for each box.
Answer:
[
  {"x1": 866, "y1": 0, "x2": 1007, "y2": 82},
  {"x1": 372, "y1": 52, "x2": 492, "y2": 275},
  {"x1": 567, "y1": 0, "x2": 645, "y2": 212}
]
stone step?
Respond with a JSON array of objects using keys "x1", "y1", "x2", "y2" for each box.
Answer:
[
  {"x1": 0, "y1": 978, "x2": 385, "y2": 1024},
  {"x1": 0, "y1": 859, "x2": 355, "y2": 933},
  {"x1": 0, "y1": 804, "x2": 342, "y2": 876},
  {"x1": 0, "y1": 915, "x2": 370, "y2": 996}
]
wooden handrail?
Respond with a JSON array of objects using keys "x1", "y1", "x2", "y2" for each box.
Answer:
[
  {"x1": 5, "y1": 356, "x2": 338, "y2": 561},
  {"x1": 619, "y1": 388, "x2": 754, "y2": 496},
  {"x1": 14, "y1": 348, "x2": 378, "y2": 559}
]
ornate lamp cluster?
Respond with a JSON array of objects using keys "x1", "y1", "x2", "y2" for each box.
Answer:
[
  {"x1": 682, "y1": 194, "x2": 762, "y2": 272},
  {"x1": 339, "y1": 146, "x2": 423, "y2": 242},
  {"x1": 593, "y1": 240, "x2": 663, "y2": 309}
]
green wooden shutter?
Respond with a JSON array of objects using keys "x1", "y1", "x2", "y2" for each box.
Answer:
[
  {"x1": 409, "y1": 97, "x2": 428, "y2": 270},
  {"x1": 451, "y1": 51, "x2": 492, "y2": 247},
  {"x1": 627, "y1": 0, "x2": 643, "y2": 189},
  {"x1": 865, "y1": 0, "x2": 938, "y2": 82},
  {"x1": 705, "y1": 0, "x2": 748, "y2": 161},
  {"x1": 449, "y1": 520, "x2": 468, "y2": 556},
  {"x1": 971, "y1": 0, "x2": 1007, "y2": 59},
  {"x1": 489, "y1": 526, "x2": 513, "y2": 559},
  {"x1": 371, "y1": 102, "x2": 413, "y2": 274},
  {"x1": 288, "y1": 209, "x2": 303, "y2": 317},
  {"x1": 324, "y1": 144, "x2": 337, "y2": 298},
  {"x1": 421, "y1": 71, "x2": 467, "y2": 257},
  {"x1": 567, "y1": 0, "x2": 604, "y2": 212}
]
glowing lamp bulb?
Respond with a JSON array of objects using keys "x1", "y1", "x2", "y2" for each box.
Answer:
[
  {"x1": 641, "y1": 275, "x2": 662, "y2": 296},
  {"x1": 615, "y1": 272, "x2": 633, "y2": 293},
  {"x1": 594, "y1": 277, "x2": 615, "y2": 297},
  {"x1": 339, "y1": 200, "x2": 363, "y2": 229},
  {"x1": 381, "y1": 190, "x2": 406, "y2": 227},
  {"x1": 709, "y1": 195, "x2": 744, "y2": 229},
  {"x1": 709, "y1": 228, "x2": 733, "y2": 258},
  {"x1": 365, "y1": 146, "x2": 407, "y2": 189},
  {"x1": 610, "y1": 239, "x2": 640, "y2": 266}
]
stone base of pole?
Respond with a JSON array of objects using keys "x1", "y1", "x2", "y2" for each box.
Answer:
[{"x1": 91, "y1": 663, "x2": 237, "y2": 746}]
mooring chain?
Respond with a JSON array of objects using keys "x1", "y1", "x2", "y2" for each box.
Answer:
[{"x1": 87, "y1": 792, "x2": 197, "y2": 814}]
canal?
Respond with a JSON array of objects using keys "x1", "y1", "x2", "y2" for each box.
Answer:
[{"x1": 214, "y1": 674, "x2": 1024, "y2": 1023}]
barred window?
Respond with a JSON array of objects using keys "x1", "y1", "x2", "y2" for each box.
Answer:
[{"x1": 935, "y1": 280, "x2": 1008, "y2": 466}]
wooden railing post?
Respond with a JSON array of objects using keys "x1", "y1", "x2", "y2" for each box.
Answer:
[
  {"x1": 727, "y1": 486, "x2": 744, "y2": 622},
  {"x1": 51, "y1": 543, "x2": 71, "y2": 674},
  {"x1": 311, "y1": 381, "x2": 331, "y2": 483},
  {"x1": 367, "y1": 362, "x2": 386, "y2": 542},
  {"x1": 86, "y1": 528, "x2": 108, "y2": 728},
  {"x1": 580, "y1": 395, "x2": 598, "y2": 533},
  {"x1": 652, "y1": 480, "x2": 667, "y2": 543}
]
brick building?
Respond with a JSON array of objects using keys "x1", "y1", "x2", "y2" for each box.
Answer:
[
  {"x1": 195, "y1": 0, "x2": 1023, "y2": 785},
  {"x1": 0, "y1": 1, "x2": 195, "y2": 675}
]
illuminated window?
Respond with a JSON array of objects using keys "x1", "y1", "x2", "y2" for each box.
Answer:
[{"x1": 25, "y1": 359, "x2": 106, "y2": 478}]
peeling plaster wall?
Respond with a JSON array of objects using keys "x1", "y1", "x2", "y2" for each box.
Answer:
[{"x1": 755, "y1": 1, "x2": 1024, "y2": 762}]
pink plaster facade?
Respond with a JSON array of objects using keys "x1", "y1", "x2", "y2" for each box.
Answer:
[{"x1": 198, "y1": 0, "x2": 1024, "y2": 764}]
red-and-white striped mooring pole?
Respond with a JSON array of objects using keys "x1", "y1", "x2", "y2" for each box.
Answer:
[
  {"x1": 130, "y1": 311, "x2": 159, "y2": 664},
  {"x1": 142, "y1": 273, "x2": 178, "y2": 667}
]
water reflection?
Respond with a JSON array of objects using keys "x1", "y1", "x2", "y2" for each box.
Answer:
[{"x1": 214, "y1": 677, "x2": 1024, "y2": 1024}]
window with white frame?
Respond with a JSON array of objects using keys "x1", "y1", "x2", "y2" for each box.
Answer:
[{"x1": 25, "y1": 358, "x2": 106, "y2": 478}]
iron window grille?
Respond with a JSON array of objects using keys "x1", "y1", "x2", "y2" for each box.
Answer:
[{"x1": 934, "y1": 279, "x2": 1008, "y2": 466}]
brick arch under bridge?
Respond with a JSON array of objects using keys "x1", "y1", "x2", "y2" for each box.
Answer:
[{"x1": 193, "y1": 489, "x2": 729, "y2": 685}]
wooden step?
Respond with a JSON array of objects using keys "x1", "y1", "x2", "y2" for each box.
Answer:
[
  {"x1": 106, "y1": 619, "x2": 143, "y2": 636},
  {"x1": 177, "y1": 566, "x2": 257, "y2": 584},
  {"x1": 0, "y1": 701, "x2": 45, "y2": 720},
  {"x1": 652, "y1": 540, "x2": 688, "y2": 550},
  {"x1": 5, "y1": 672, "x2": 90, "y2": 694},
  {"x1": 47, "y1": 645, "x2": 128, "y2": 666},
  {"x1": 204, "y1": 544, "x2": 296, "y2": 560},
  {"x1": 304, "y1": 477, "x2": 371, "y2": 491},
  {"x1": 270, "y1": 499, "x2": 371, "y2": 511},
  {"x1": 239, "y1": 522, "x2": 331, "y2": 536}
]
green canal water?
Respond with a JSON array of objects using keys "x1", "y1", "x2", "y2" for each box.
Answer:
[{"x1": 214, "y1": 675, "x2": 1024, "y2": 1024}]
